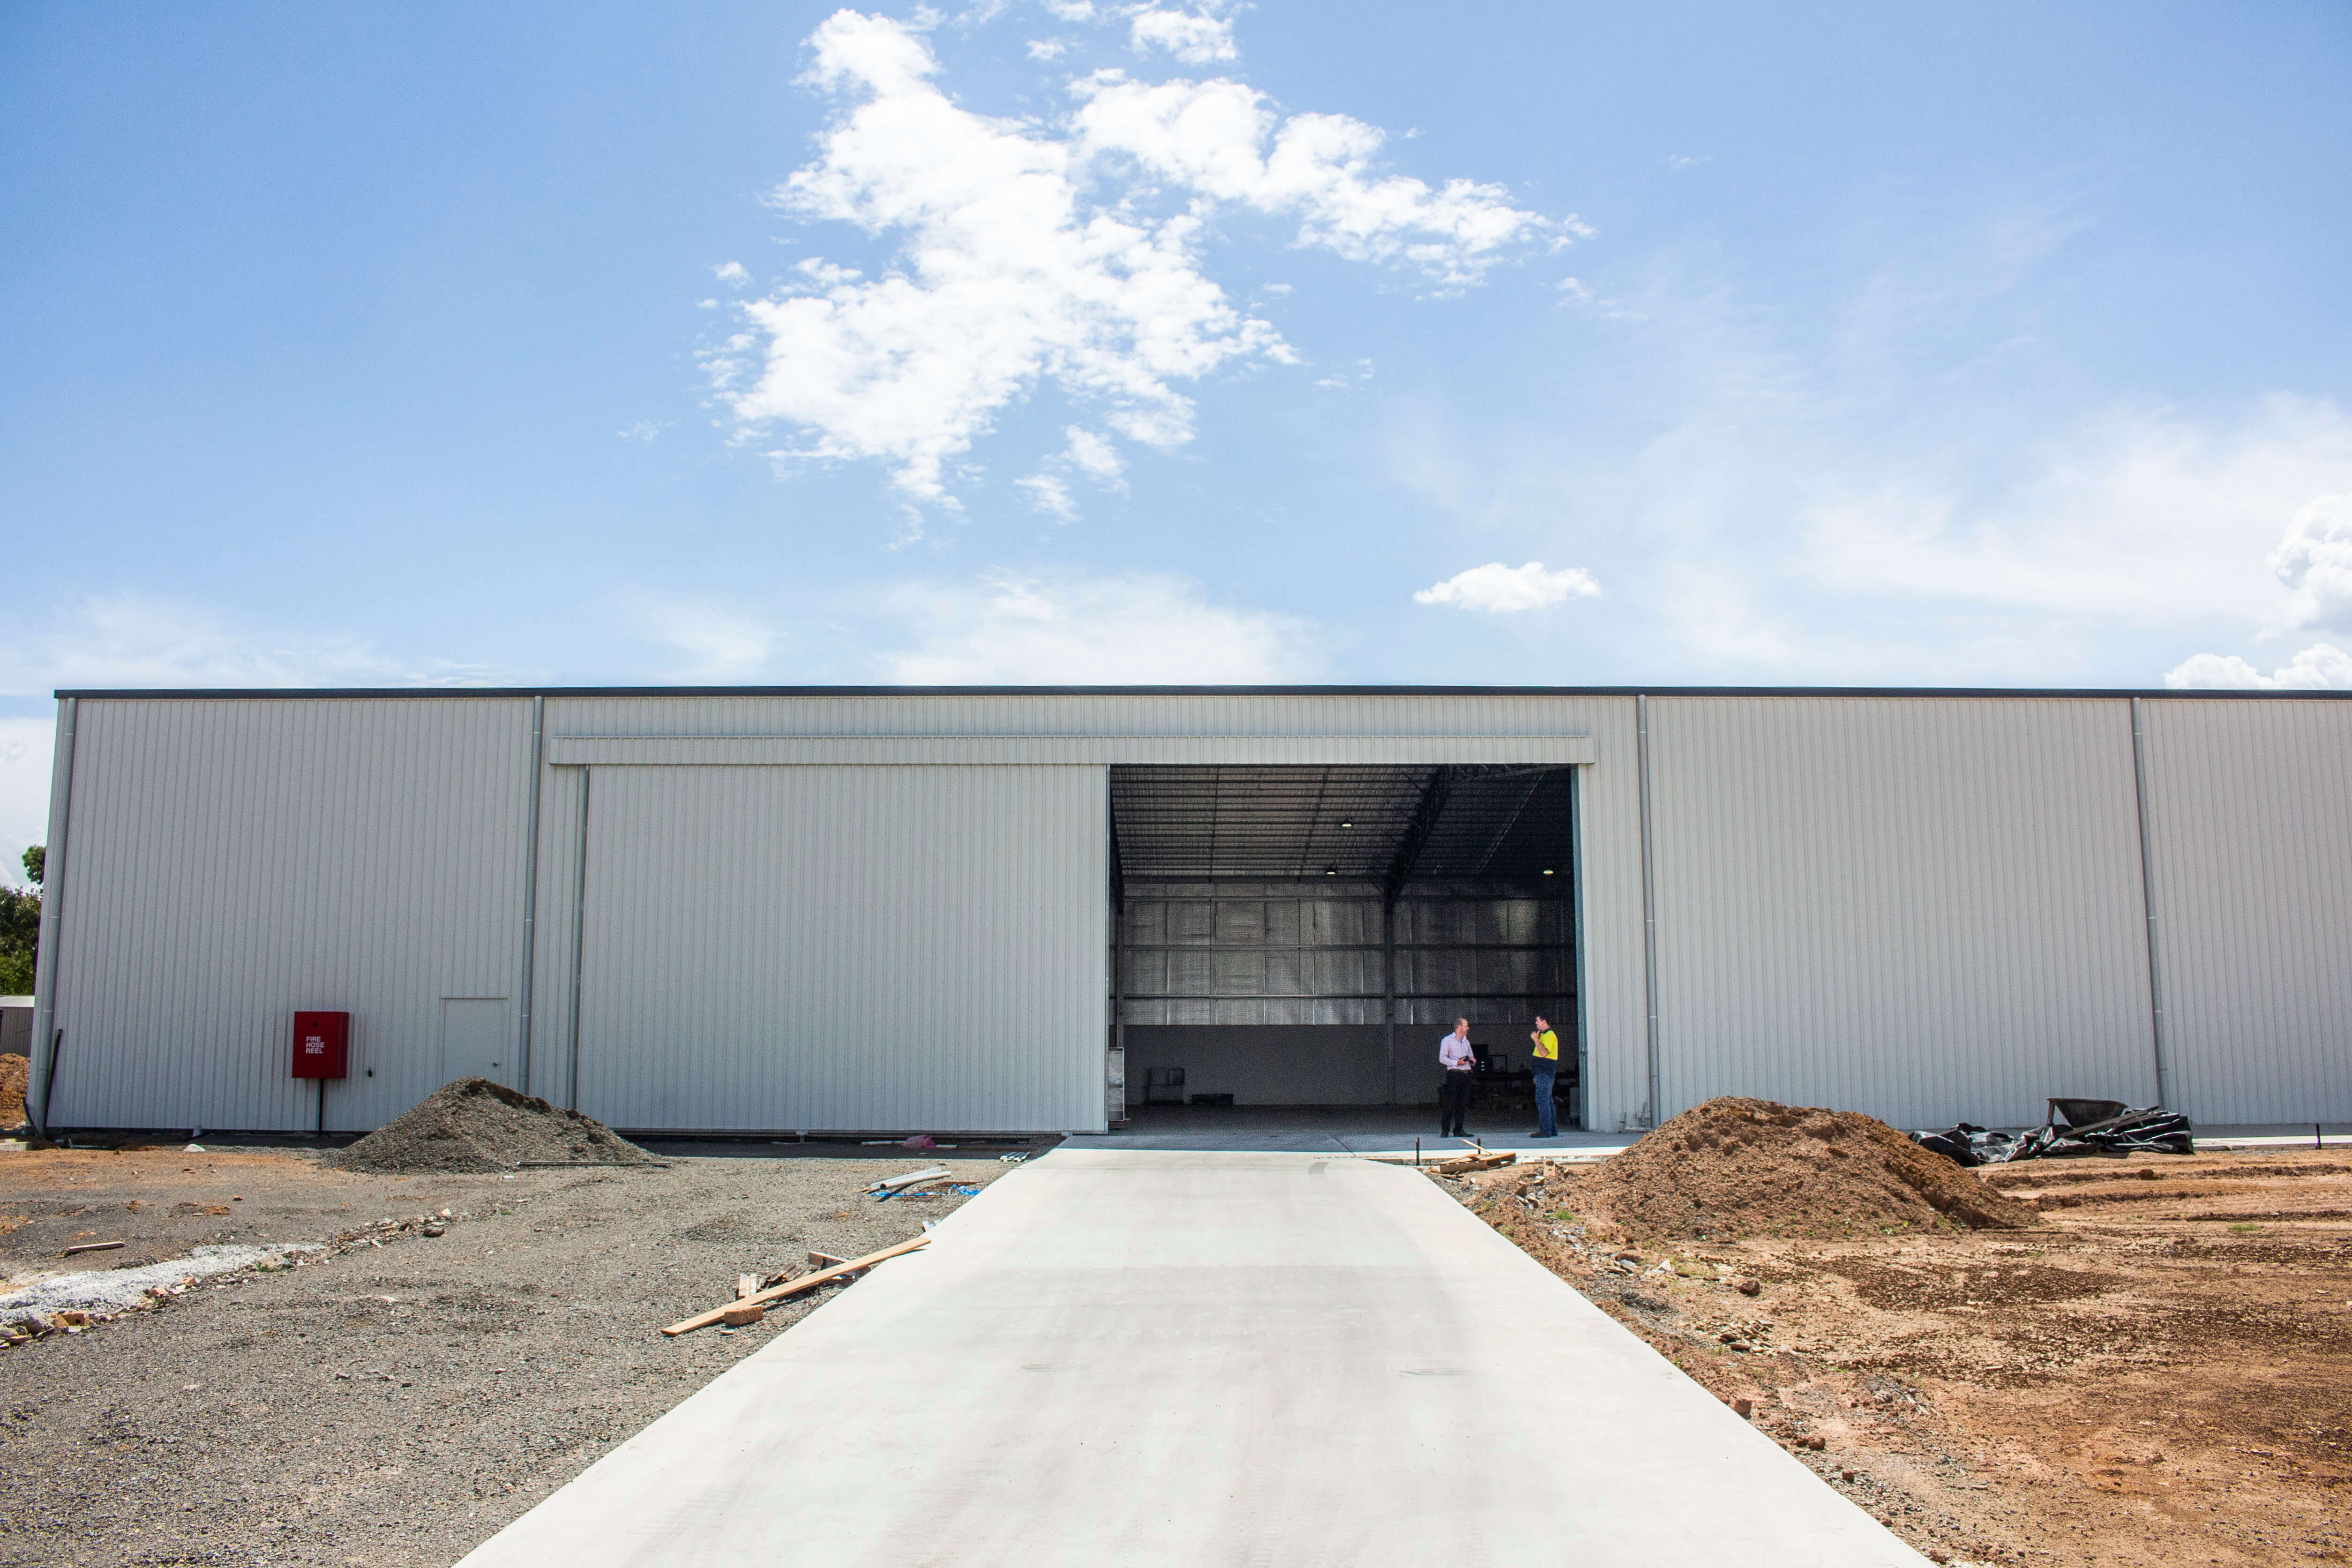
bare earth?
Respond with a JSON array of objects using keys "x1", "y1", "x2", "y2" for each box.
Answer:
[
  {"x1": 0, "y1": 1140, "x2": 1026, "y2": 1567},
  {"x1": 1454, "y1": 1147, "x2": 2352, "y2": 1568}
]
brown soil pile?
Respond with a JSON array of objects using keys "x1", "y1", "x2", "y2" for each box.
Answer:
[
  {"x1": 1576, "y1": 1096, "x2": 2037, "y2": 1240},
  {"x1": 326, "y1": 1078, "x2": 653, "y2": 1175},
  {"x1": 0, "y1": 1052, "x2": 26, "y2": 1128}
]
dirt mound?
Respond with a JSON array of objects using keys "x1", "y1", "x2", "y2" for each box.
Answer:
[
  {"x1": 0, "y1": 1052, "x2": 26, "y2": 1127},
  {"x1": 1573, "y1": 1096, "x2": 2037, "y2": 1240},
  {"x1": 326, "y1": 1079, "x2": 653, "y2": 1175}
]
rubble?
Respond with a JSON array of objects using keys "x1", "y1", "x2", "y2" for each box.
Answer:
[{"x1": 0, "y1": 1242, "x2": 324, "y2": 1325}]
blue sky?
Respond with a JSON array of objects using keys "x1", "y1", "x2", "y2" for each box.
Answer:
[{"x1": 4, "y1": 1, "x2": 2351, "y2": 874}]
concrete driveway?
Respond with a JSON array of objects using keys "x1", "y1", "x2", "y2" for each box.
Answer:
[{"x1": 459, "y1": 1148, "x2": 1923, "y2": 1568}]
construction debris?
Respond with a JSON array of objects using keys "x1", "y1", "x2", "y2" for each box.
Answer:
[
  {"x1": 664, "y1": 1236, "x2": 930, "y2": 1337},
  {"x1": 59, "y1": 1240, "x2": 125, "y2": 1257},
  {"x1": 869, "y1": 1165, "x2": 950, "y2": 1192},
  {"x1": 0, "y1": 1243, "x2": 324, "y2": 1323},
  {"x1": 1432, "y1": 1150, "x2": 1517, "y2": 1176},
  {"x1": 870, "y1": 1165, "x2": 957, "y2": 1201},
  {"x1": 1911, "y1": 1100, "x2": 2195, "y2": 1165}
]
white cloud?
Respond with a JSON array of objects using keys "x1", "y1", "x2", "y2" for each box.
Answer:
[
  {"x1": 1071, "y1": 72, "x2": 1554, "y2": 289},
  {"x1": 1061, "y1": 426, "x2": 1124, "y2": 485},
  {"x1": 635, "y1": 602, "x2": 779, "y2": 681},
  {"x1": 2165, "y1": 644, "x2": 2352, "y2": 690},
  {"x1": 1413, "y1": 561, "x2": 1601, "y2": 613},
  {"x1": 1804, "y1": 397, "x2": 2352, "y2": 621},
  {"x1": 706, "y1": 11, "x2": 1555, "y2": 506},
  {"x1": 1130, "y1": 8, "x2": 1236, "y2": 64},
  {"x1": 1026, "y1": 37, "x2": 1069, "y2": 60},
  {"x1": 1015, "y1": 472, "x2": 1079, "y2": 520},
  {"x1": 881, "y1": 570, "x2": 1320, "y2": 682},
  {"x1": 706, "y1": 11, "x2": 1289, "y2": 503},
  {"x1": 712, "y1": 261, "x2": 751, "y2": 287},
  {"x1": 1557, "y1": 275, "x2": 1646, "y2": 323},
  {"x1": 0, "y1": 595, "x2": 489, "y2": 695},
  {"x1": 1664, "y1": 154, "x2": 1711, "y2": 170},
  {"x1": 1043, "y1": 0, "x2": 1096, "y2": 19},
  {"x1": 2268, "y1": 494, "x2": 2352, "y2": 632},
  {"x1": 618, "y1": 420, "x2": 669, "y2": 441}
]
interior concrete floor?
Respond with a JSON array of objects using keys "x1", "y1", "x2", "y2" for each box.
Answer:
[
  {"x1": 1085, "y1": 1102, "x2": 1634, "y2": 1158},
  {"x1": 457, "y1": 1147, "x2": 1925, "y2": 1568}
]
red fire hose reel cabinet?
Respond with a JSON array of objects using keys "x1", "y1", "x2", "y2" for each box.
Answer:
[{"x1": 291, "y1": 1012, "x2": 350, "y2": 1080}]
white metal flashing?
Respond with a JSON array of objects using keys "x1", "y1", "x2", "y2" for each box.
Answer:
[{"x1": 545, "y1": 735, "x2": 1598, "y2": 768}]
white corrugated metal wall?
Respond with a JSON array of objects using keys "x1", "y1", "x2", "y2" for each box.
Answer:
[
  {"x1": 2140, "y1": 698, "x2": 2352, "y2": 1123},
  {"x1": 1642, "y1": 696, "x2": 2161, "y2": 1129},
  {"x1": 41, "y1": 697, "x2": 533, "y2": 1131},
  {"x1": 569, "y1": 763, "x2": 1107, "y2": 1132},
  {"x1": 63, "y1": 686, "x2": 2344, "y2": 1136}
]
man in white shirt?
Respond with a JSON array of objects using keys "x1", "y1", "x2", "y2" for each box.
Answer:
[{"x1": 1438, "y1": 1017, "x2": 1476, "y2": 1139}]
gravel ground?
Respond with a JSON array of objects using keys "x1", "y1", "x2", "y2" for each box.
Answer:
[{"x1": 0, "y1": 1139, "x2": 1034, "y2": 1567}]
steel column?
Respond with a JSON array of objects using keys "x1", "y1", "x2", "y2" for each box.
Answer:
[
  {"x1": 27, "y1": 697, "x2": 77, "y2": 1137},
  {"x1": 2128, "y1": 696, "x2": 2172, "y2": 1109},
  {"x1": 517, "y1": 695, "x2": 544, "y2": 1095},
  {"x1": 1636, "y1": 693, "x2": 1662, "y2": 1130}
]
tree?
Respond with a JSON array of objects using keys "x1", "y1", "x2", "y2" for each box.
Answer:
[{"x1": 0, "y1": 846, "x2": 39, "y2": 997}]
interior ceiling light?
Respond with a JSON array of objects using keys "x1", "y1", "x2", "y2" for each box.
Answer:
[
  {"x1": 1340, "y1": 819, "x2": 1353, "y2": 828},
  {"x1": 1324, "y1": 865, "x2": 1339, "y2": 876},
  {"x1": 1542, "y1": 868, "x2": 1555, "y2": 876}
]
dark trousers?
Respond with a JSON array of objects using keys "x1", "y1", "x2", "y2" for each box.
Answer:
[
  {"x1": 1532, "y1": 1061, "x2": 1558, "y2": 1137},
  {"x1": 1439, "y1": 1070, "x2": 1474, "y2": 1136}
]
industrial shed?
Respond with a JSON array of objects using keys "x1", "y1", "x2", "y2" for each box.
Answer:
[{"x1": 23, "y1": 687, "x2": 2352, "y2": 1138}]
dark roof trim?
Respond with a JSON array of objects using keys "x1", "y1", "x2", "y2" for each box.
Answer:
[{"x1": 47, "y1": 683, "x2": 2352, "y2": 702}]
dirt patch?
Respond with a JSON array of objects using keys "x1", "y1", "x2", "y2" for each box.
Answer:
[
  {"x1": 1453, "y1": 1145, "x2": 2352, "y2": 1568},
  {"x1": 1571, "y1": 1096, "x2": 2037, "y2": 1241},
  {"x1": 324, "y1": 1078, "x2": 654, "y2": 1174},
  {"x1": 0, "y1": 1053, "x2": 24, "y2": 1128}
]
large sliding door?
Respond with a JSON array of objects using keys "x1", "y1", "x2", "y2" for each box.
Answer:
[{"x1": 573, "y1": 764, "x2": 1107, "y2": 1133}]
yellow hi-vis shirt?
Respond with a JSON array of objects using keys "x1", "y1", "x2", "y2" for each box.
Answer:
[{"x1": 1533, "y1": 1028, "x2": 1560, "y2": 1061}]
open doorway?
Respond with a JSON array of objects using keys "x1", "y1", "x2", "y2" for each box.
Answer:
[{"x1": 1109, "y1": 764, "x2": 1581, "y2": 1128}]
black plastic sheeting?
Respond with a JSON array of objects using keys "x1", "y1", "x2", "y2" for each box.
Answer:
[{"x1": 1912, "y1": 1098, "x2": 2195, "y2": 1166}]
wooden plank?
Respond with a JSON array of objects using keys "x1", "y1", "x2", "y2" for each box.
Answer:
[
  {"x1": 807, "y1": 1251, "x2": 847, "y2": 1268},
  {"x1": 1432, "y1": 1151, "x2": 1516, "y2": 1176},
  {"x1": 663, "y1": 1236, "x2": 931, "y2": 1336},
  {"x1": 736, "y1": 1274, "x2": 757, "y2": 1300}
]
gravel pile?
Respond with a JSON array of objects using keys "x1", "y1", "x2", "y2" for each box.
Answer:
[
  {"x1": 325, "y1": 1078, "x2": 654, "y2": 1174},
  {"x1": 1574, "y1": 1096, "x2": 2038, "y2": 1240},
  {"x1": 1, "y1": 1051, "x2": 26, "y2": 1128}
]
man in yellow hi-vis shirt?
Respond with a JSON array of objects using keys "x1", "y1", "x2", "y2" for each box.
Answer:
[{"x1": 1528, "y1": 1014, "x2": 1561, "y2": 1138}]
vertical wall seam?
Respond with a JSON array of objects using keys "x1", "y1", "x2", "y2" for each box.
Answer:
[
  {"x1": 1636, "y1": 693, "x2": 1662, "y2": 1129},
  {"x1": 517, "y1": 696, "x2": 545, "y2": 1094},
  {"x1": 1570, "y1": 761, "x2": 1593, "y2": 1130},
  {"x1": 28, "y1": 697, "x2": 78, "y2": 1135},
  {"x1": 2129, "y1": 696, "x2": 2171, "y2": 1109},
  {"x1": 566, "y1": 766, "x2": 592, "y2": 1111}
]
